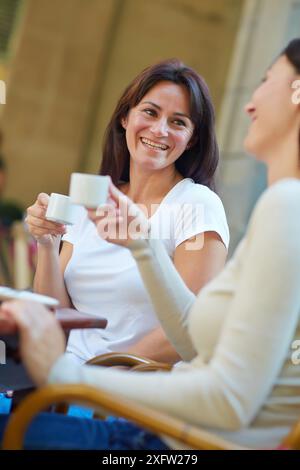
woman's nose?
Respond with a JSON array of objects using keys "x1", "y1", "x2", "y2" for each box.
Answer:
[
  {"x1": 244, "y1": 101, "x2": 255, "y2": 116},
  {"x1": 150, "y1": 118, "x2": 169, "y2": 137}
]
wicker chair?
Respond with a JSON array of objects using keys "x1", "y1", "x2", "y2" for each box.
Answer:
[
  {"x1": 2, "y1": 383, "x2": 300, "y2": 450},
  {"x1": 85, "y1": 351, "x2": 172, "y2": 371}
]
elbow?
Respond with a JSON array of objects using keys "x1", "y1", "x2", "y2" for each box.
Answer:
[
  {"x1": 216, "y1": 397, "x2": 256, "y2": 431},
  {"x1": 199, "y1": 386, "x2": 257, "y2": 431},
  {"x1": 222, "y1": 409, "x2": 252, "y2": 431}
]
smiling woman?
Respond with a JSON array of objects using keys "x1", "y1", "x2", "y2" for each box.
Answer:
[
  {"x1": 26, "y1": 59, "x2": 229, "y2": 366},
  {"x1": 101, "y1": 59, "x2": 219, "y2": 190},
  {"x1": 1, "y1": 38, "x2": 300, "y2": 454},
  {"x1": 121, "y1": 81, "x2": 194, "y2": 172}
]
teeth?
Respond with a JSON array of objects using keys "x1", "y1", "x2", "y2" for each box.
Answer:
[{"x1": 141, "y1": 138, "x2": 168, "y2": 150}]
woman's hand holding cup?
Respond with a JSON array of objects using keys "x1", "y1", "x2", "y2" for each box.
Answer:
[
  {"x1": 26, "y1": 193, "x2": 66, "y2": 246},
  {"x1": 87, "y1": 181, "x2": 149, "y2": 247}
]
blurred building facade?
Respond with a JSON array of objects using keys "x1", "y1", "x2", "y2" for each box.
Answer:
[
  {"x1": 0, "y1": 0, "x2": 299, "y2": 255},
  {"x1": 0, "y1": 0, "x2": 243, "y2": 205}
]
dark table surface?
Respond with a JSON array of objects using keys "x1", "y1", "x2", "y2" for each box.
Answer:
[{"x1": 0, "y1": 309, "x2": 107, "y2": 392}]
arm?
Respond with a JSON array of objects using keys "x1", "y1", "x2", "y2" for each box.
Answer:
[
  {"x1": 128, "y1": 237, "x2": 197, "y2": 361},
  {"x1": 27, "y1": 193, "x2": 73, "y2": 308},
  {"x1": 127, "y1": 231, "x2": 227, "y2": 361},
  {"x1": 126, "y1": 326, "x2": 181, "y2": 363},
  {"x1": 34, "y1": 241, "x2": 73, "y2": 308},
  {"x1": 49, "y1": 181, "x2": 300, "y2": 430},
  {"x1": 173, "y1": 231, "x2": 227, "y2": 295},
  {"x1": 89, "y1": 183, "x2": 227, "y2": 361}
]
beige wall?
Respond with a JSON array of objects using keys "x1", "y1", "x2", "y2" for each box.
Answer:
[
  {"x1": 86, "y1": 0, "x2": 244, "y2": 172},
  {"x1": 1, "y1": 0, "x2": 243, "y2": 207}
]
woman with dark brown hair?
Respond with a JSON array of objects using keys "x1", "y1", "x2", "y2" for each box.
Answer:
[
  {"x1": 25, "y1": 59, "x2": 229, "y2": 365},
  {"x1": 1, "y1": 38, "x2": 300, "y2": 451}
]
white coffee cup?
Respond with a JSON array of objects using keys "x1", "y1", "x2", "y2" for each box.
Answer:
[
  {"x1": 69, "y1": 173, "x2": 110, "y2": 208},
  {"x1": 45, "y1": 193, "x2": 75, "y2": 225}
]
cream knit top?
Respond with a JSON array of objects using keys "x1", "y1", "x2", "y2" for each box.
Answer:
[{"x1": 49, "y1": 179, "x2": 300, "y2": 449}]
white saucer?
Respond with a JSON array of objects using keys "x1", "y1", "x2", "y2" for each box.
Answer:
[{"x1": 0, "y1": 286, "x2": 59, "y2": 307}]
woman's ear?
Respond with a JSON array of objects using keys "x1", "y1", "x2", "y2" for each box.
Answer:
[
  {"x1": 121, "y1": 117, "x2": 128, "y2": 130},
  {"x1": 186, "y1": 139, "x2": 193, "y2": 150},
  {"x1": 292, "y1": 79, "x2": 300, "y2": 106}
]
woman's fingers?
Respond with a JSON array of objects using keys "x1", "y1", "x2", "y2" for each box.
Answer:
[
  {"x1": 1, "y1": 300, "x2": 66, "y2": 387},
  {"x1": 1, "y1": 300, "x2": 59, "y2": 339},
  {"x1": 25, "y1": 221, "x2": 65, "y2": 238},
  {"x1": 26, "y1": 193, "x2": 62, "y2": 241},
  {"x1": 27, "y1": 192, "x2": 50, "y2": 217},
  {"x1": 87, "y1": 182, "x2": 148, "y2": 246},
  {"x1": 0, "y1": 307, "x2": 17, "y2": 334},
  {"x1": 26, "y1": 214, "x2": 66, "y2": 233},
  {"x1": 27, "y1": 204, "x2": 47, "y2": 218},
  {"x1": 37, "y1": 192, "x2": 50, "y2": 208},
  {"x1": 30, "y1": 228, "x2": 63, "y2": 238},
  {"x1": 26, "y1": 194, "x2": 66, "y2": 241},
  {"x1": 0, "y1": 301, "x2": 33, "y2": 330}
]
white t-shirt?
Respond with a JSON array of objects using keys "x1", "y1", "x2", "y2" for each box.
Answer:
[{"x1": 62, "y1": 178, "x2": 229, "y2": 363}]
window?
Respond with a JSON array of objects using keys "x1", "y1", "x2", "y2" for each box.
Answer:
[{"x1": 0, "y1": 0, "x2": 21, "y2": 59}]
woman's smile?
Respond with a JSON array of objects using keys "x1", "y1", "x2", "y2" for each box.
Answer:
[
  {"x1": 122, "y1": 81, "x2": 194, "y2": 171},
  {"x1": 140, "y1": 137, "x2": 170, "y2": 152}
]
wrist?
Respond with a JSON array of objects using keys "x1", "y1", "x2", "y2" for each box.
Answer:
[
  {"x1": 127, "y1": 237, "x2": 149, "y2": 252},
  {"x1": 37, "y1": 237, "x2": 61, "y2": 252}
]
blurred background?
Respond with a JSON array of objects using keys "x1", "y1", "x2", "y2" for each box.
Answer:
[{"x1": 0, "y1": 0, "x2": 299, "y2": 287}]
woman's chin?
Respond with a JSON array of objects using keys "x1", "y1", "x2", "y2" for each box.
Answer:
[
  {"x1": 243, "y1": 137, "x2": 266, "y2": 162},
  {"x1": 138, "y1": 156, "x2": 168, "y2": 171},
  {"x1": 243, "y1": 135, "x2": 257, "y2": 155}
]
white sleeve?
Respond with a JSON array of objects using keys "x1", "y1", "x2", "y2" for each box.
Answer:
[
  {"x1": 174, "y1": 188, "x2": 230, "y2": 249},
  {"x1": 49, "y1": 180, "x2": 300, "y2": 431},
  {"x1": 129, "y1": 238, "x2": 197, "y2": 360}
]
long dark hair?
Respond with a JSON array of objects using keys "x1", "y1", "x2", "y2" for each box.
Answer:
[
  {"x1": 282, "y1": 39, "x2": 300, "y2": 156},
  {"x1": 99, "y1": 59, "x2": 219, "y2": 191},
  {"x1": 282, "y1": 38, "x2": 300, "y2": 73}
]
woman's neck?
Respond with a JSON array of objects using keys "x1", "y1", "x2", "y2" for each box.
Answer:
[
  {"x1": 266, "y1": 136, "x2": 300, "y2": 186},
  {"x1": 123, "y1": 162, "x2": 183, "y2": 204}
]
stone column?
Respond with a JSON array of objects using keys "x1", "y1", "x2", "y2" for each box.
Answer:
[{"x1": 217, "y1": 0, "x2": 300, "y2": 255}]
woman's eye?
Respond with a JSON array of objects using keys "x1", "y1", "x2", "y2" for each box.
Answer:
[
  {"x1": 173, "y1": 119, "x2": 186, "y2": 127},
  {"x1": 143, "y1": 108, "x2": 156, "y2": 116}
]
